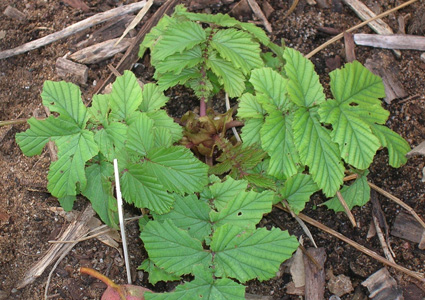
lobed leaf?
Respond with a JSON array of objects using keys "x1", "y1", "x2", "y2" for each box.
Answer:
[
  {"x1": 139, "y1": 83, "x2": 170, "y2": 113},
  {"x1": 210, "y1": 28, "x2": 263, "y2": 75},
  {"x1": 284, "y1": 48, "x2": 326, "y2": 107},
  {"x1": 139, "y1": 259, "x2": 181, "y2": 285},
  {"x1": 109, "y1": 71, "x2": 143, "y2": 121},
  {"x1": 94, "y1": 122, "x2": 127, "y2": 161},
  {"x1": 293, "y1": 107, "x2": 344, "y2": 197},
  {"x1": 152, "y1": 21, "x2": 206, "y2": 62},
  {"x1": 208, "y1": 176, "x2": 248, "y2": 210},
  {"x1": 261, "y1": 110, "x2": 301, "y2": 179},
  {"x1": 206, "y1": 52, "x2": 245, "y2": 98},
  {"x1": 41, "y1": 81, "x2": 89, "y2": 129},
  {"x1": 249, "y1": 67, "x2": 290, "y2": 111},
  {"x1": 240, "y1": 118, "x2": 263, "y2": 146},
  {"x1": 323, "y1": 173, "x2": 370, "y2": 212},
  {"x1": 237, "y1": 93, "x2": 266, "y2": 119},
  {"x1": 145, "y1": 265, "x2": 245, "y2": 300},
  {"x1": 370, "y1": 124, "x2": 410, "y2": 168},
  {"x1": 211, "y1": 225, "x2": 299, "y2": 282},
  {"x1": 144, "y1": 146, "x2": 209, "y2": 194},
  {"x1": 155, "y1": 46, "x2": 203, "y2": 76},
  {"x1": 280, "y1": 173, "x2": 318, "y2": 213},
  {"x1": 146, "y1": 110, "x2": 183, "y2": 143},
  {"x1": 141, "y1": 219, "x2": 212, "y2": 276},
  {"x1": 120, "y1": 163, "x2": 174, "y2": 213},
  {"x1": 155, "y1": 194, "x2": 211, "y2": 241},
  {"x1": 126, "y1": 113, "x2": 155, "y2": 157},
  {"x1": 47, "y1": 130, "x2": 99, "y2": 197},
  {"x1": 210, "y1": 190, "x2": 274, "y2": 229},
  {"x1": 82, "y1": 161, "x2": 118, "y2": 228}
]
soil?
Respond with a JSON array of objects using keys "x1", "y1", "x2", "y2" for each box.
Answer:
[{"x1": 1, "y1": 0, "x2": 425, "y2": 299}]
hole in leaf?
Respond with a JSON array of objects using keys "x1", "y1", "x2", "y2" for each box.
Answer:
[
  {"x1": 237, "y1": 212, "x2": 242, "y2": 216},
  {"x1": 349, "y1": 102, "x2": 358, "y2": 106}
]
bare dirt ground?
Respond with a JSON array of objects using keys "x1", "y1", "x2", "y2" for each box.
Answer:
[{"x1": 1, "y1": 0, "x2": 425, "y2": 299}]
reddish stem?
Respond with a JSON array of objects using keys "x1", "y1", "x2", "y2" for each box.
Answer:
[
  {"x1": 80, "y1": 267, "x2": 125, "y2": 300},
  {"x1": 200, "y1": 98, "x2": 206, "y2": 117}
]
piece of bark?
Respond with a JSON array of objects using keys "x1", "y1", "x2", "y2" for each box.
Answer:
[
  {"x1": 362, "y1": 268, "x2": 403, "y2": 300},
  {"x1": 16, "y1": 206, "x2": 95, "y2": 289},
  {"x1": 76, "y1": 15, "x2": 135, "y2": 49},
  {"x1": 261, "y1": 0, "x2": 274, "y2": 19},
  {"x1": 3, "y1": 6, "x2": 26, "y2": 22},
  {"x1": 0, "y1": 1, "x2": 147, "y2": 60},
  {"x1": 354, "y1": 33, "x2": 425, "y2": 51},
  {"x1": 326, "y1": 55, "x2": 342, "y2": 71},
  {"x1": 63, "y1": 0, "x2": 90, "y2": 12},
  {"x1": 70, "y1": 37, "x2": 133, "y2": 64},
  {"x1": 342, "y1": 0, "x2": 401, "y2": 57},
  {"x1": 364, "y1": 54, "x2": 407, "y2": 104},
  {"x1": 304, "y1": 248, "x2": 326, "y2": 300},
  {"x1": 344, "y1": 32, "x2": 356, "y2": 62},
  {"x1": 327, "y1": 270, "x2": 354, "y2": 297},
  {"x1": 407, "y1": 141, "x2": 425, "y2": 157},
  {"x1": 230, "y1": 0, "x2": 252, "y2": 19},
  {"x1": 93, "y1": 0, "x2": 180, "y2": 95},
  {"x1": 392, "y1": 211, "x2": 425, "y2": 249},
  {"x1": 56, "y1": 57, "x2": 88, "y2": 84},
  {"x1": 285, "y1": 281, "x2": 305, "y2": 295},
  {"x1": 317, "y1": 26, "x2": 341, "y2": 35},
  {"x1": 247, "y1": 0, "x2": 272, "y2": 33}
]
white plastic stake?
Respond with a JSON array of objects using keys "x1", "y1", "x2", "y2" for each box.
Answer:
[{"x1": 113, "y1": 158, "x2": 132, "y2": 284}]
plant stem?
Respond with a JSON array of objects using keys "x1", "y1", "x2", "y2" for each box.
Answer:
[
  {"x1": 200, "y1": 98, "x2": 206, "y2": 117},
  {"x1": 79, "y1": 267, "x2": 120, "y2": 290},
  {"x1": 0, "y1": 117, "x2": 45, "y2": 127}
]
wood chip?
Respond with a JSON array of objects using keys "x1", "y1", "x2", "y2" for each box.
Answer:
[
  {"x1": 342, "y1": 0, "x2": 401, "y2": 57},
  {"x1": 327, "y1": 270, "x2": 354, "y2": 297},
  {"x1": 304, "y1": 248, "x2": 326, "y2": 300},
  {"x1": 362, "y1": 268, "x2": 403, "y2": 300},
  {"x1": 344, "y1": 32, "x2": 356, "y2": 62},
  {"x1": 63, "y1": 0, "x2": 90, "y2": 12},
  {"x1": 364, "y1": 54, "x2": 407, "y2": 104},
  {"x1": 247, "y1": 0, "x2": 273, "y2": 33},
  {"x1": 56, "y1": 57, "x2": 88, "y2": 85},
  {"x1": 407, "y1": 140, "x2": 425, "y2": 157},
  {"x1": 392, "y1": 211, "x2": 425, "y2": 249},
  {"x1": 354, "y1": 33, "x2": 425, "y2": 51},
  {"x1": 3, "y1": 6, "x2": 26, "y2": 22},
  {"x1": 70, "y1": 37, "x2": 134, "y2": 64}
]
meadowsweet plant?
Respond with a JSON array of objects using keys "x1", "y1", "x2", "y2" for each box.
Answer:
[{"x1": 15, "y1": 4, "x2": 410, "y2": 298}]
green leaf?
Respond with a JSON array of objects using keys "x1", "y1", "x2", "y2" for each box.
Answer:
[
  {"x1": 89, "y1": 94, "x2": 110, "y2": 125},
  {"x1": 141, "y1": 219, "x2": 211, "y2": 276},
  {"x1": 249, "y1": 68, "x2": 290, "y2": 111},
  {"x1": 94, "y1": 122, "x2": 127, "y2": 161},
  {"x1": 211, "y1": 29, "x2": 262, "y2": 75},
  {"x1": 155, "y1": 46, "x2": 203, "y2": 76},
  {"x1": 47, "y1": 130, "x2": 99, "y2": 197},
  {"x1": 126, "y1": 113, "x2": 155, "y2": 157},
  {"x1": 155, "y1": 194, "x2": 211, "y2": 241},
  {"x1": 211, "y1": 225, "x2": 298, "y2": 282},
  {"x1": 240, "y1": 118, "x2": 263, "y2": 146},
  {"x1": 293, "y1": 107, "x2": 344, "y2": 196},
  {"x1": 139, "y1": 83, "x2": 170, "y2": 113},
  {"x1": 323, "y1": 173, "x2": 370, "y2": 212},
  {"x1": 109, "y1": 71, "x2": 143, "y2": 121},
  {"x1": 145, "y1": 265, "x2": 245, "y2": 300},
  {"x1": 157, "y1": 67, "x2": 201, "y2": 91},
  {"x1": 284, "y1": 48, "x2": 326, "y2": 107},
  {"x1": 319, "y1": 100, "x2": 380, "y2": 169},
  {"x1": 152, "y1": 21, "x2": 206, "y2": 62},
  {"x1": 82, "y1": 161, "x2": 118, "y2": 228},
  {"x1": 139, "y1": 259, "x2": 181, "y2": 285},
  {"x1": 329, "y1": 61, "x2": 385, "y2": 106},
  {"x1": 370, "y1": 124, "x2": 410, "y2": 168},
  {"x1": 146, "y1": 110, "x2": 183, "y2": 143},
  {"x1": 206, "y1": 52, "x2": 245, "y2": 97},
  {"x1": 16, "y1": 116, "x2": 80, "y2": 156},
  {"x1": 154, "y1": 127, "x2": 173, "y2": 148},
  {"x1": 280, "y1": 173, "x2": 318, "y2": 213},
  {"x1": 237, "y1": 93, "x2": 265, "y2": 119},
  {"x1": 41, "y1": 81, "x2": 89, "y2": 128},
  {"x1": 208, "y1": 176, "x2": 248, "y2": 210},
  {"x1": 121, "y1": 163, "x2": 174, "y2": 213},
  {"x1": 58, "y1": 195, "x2": 75, "y2": 211},
  {"x1": 144, "y1": 146, "x2": 209, "y2": 194},
  {"x1": 210, "y1": 190, "x2": 274, "y2": 229},
  {"x1": 261, "y1": 110, "x2": 300, "y2": 179}
]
